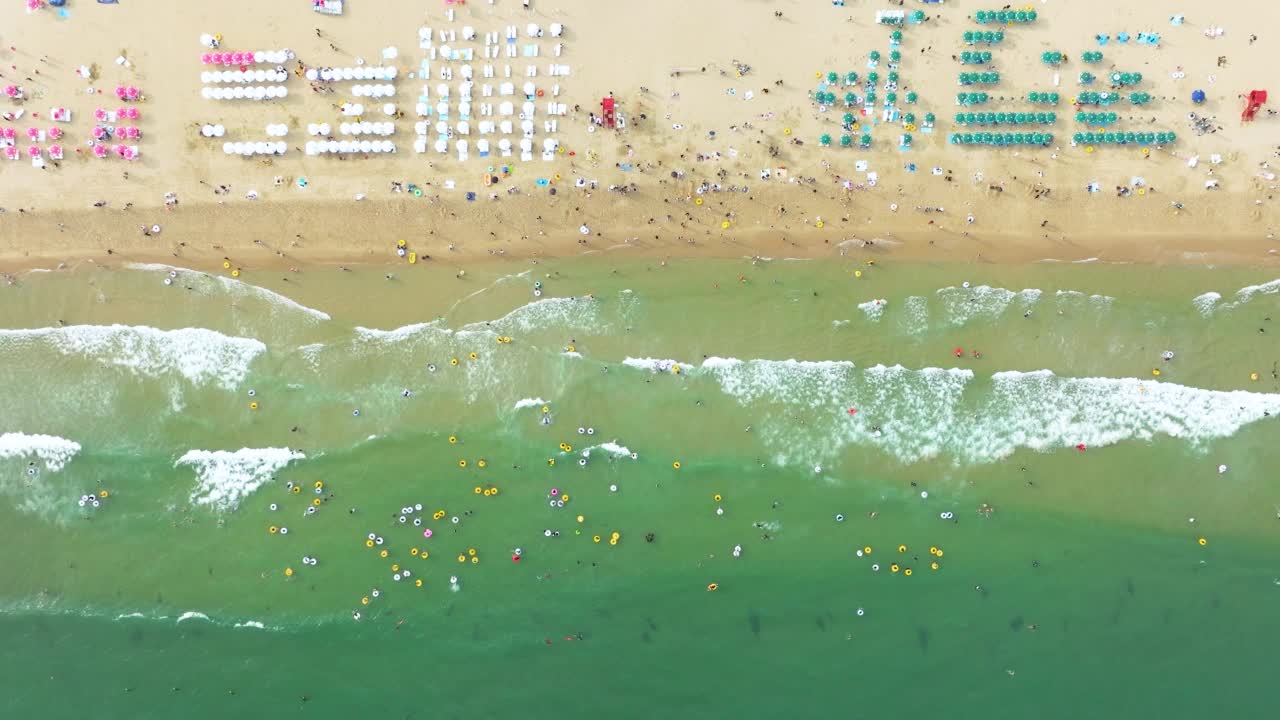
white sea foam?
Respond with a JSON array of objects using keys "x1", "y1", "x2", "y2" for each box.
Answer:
[
  {"x1": 587, "y1": 442, "x2": 634, "y2": 458},
  {"x1": 936, "y1": 285, "x2": 1041, "y2": 327},
  {"x1": 858, "y1": 299, "x2": 887, "y2": 322},
  {"x1": 1195, "y1": 279, "x2": 1280, "y2": 314},
  {"x1": 0, "y1": 325, "x2": 265, "y2": 390},
  {"x1": 177, "y1": 448, "x2": 305, "y2": 511},
  {"x1": 234, "y1": 620, "x2": 267, "y2": 630},
  {"x1": 0, "y1": 433, "x2": 81, "y2": 472},
  {"x1": 623, "y1": 357, "x2": 690, "y2": 373},
  {"x1": 176, "y1": 611, "x2": 211, "y2": 624},
  {"x1": 354, "y1": 321, "x2": 447, "y2": 343},
  {"x1": 460, "y1": 296, "x2": 603, "y2": 335},
  {"x1": 513, "y1": 397, "x2": 549, "y2": 410},
  {"x1": 695, "y1": 357, "x2": 1280, "y2": 467},
  {"x1": 563, "y1": 351, "x2": 583, "y2": 358},
  {"x1": 126, "y1": 263, "x2": 331, "y2": 321},
  {"x1": 899, "y1": 295, "x2": 930, "y2": 334}
]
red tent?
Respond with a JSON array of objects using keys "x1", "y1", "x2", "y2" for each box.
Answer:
[
  {"x1": 1242, "y1": 90, "x2": 1267, "y2": 121},
  {"x1": 601, "y1": 96, "x2": 616, "y2": 128}
]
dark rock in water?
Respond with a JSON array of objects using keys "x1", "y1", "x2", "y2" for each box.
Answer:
[{"x1": 747, "y1": 611, "x2": 762, "y2": 637}]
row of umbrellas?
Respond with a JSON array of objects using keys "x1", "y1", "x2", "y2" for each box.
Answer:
[
  {"x1": 948, "y1": 132, "x2": 1054, "y2": 146},
  {"x1": 954, "y1": 111, "x2": 1057, "y2": 126},
  {"x1": 114, "y1": 86, "x2": 142, "y2": 100},
  {"x1": 1109, "y1": 72, "x2": 1144, "y2": 87},
  {"x1": 960, "y1": 51, "x2": 993, "y2": 65},
  {"x1": 349, "y1": 84, "x2": 397, "y2": 98},
  {"x1": 89, "y1": 143, "x2": 138, "y2": 160},
  {"x1": 973, "y1": 10, "x2": 1037, "y2": 24},
  {"x1": 91, "y1": 125, "x2": 141, "y2": 140},
  {"x1": 962, "y1": 30, "x2": 1005, "y2": 45},
  {"x1": 1076, "y1": 111, "x2": 1119, "y2": 126},
  {"x1": 222, "y1": 141, "x2": 287, "y2": 157},
  {"x1": 1075, "y1": 91, "x2": 1123, "y2": 106},
  {"x1": 1072, "y1": 131, "x2": 1176, "y2": 145},
  {"x1": 94, "y1": 107, "x2": 141, "y2": 121},
  {"x1": 304, "y1": 67, "x2": 398, "y2": 82},
  {"x1": 339, "y1": 121, "x2": 395, "y2": 136},
  {"x1": 956, "y1": 91, "x2": 990, "y2": 106},
  {"x1": 200, "y1": 86, "x2": 289, "y2": 100},
  {"x1": 958, "y1": 72, "x2": 1000, "y2": 86},
  {"x1": 1027, "y1": 92, "x2": 1061, "y2": 105},
  {"x1": 818, "y1": 134, "x2": 875, "y2": 148},
  {"x1": 304, "y1": 140, "x2": 397, "y2": 155},
  {"x1": 200, "y1": 51, "x2": 292, "y2": 66},
  {"x1": 415, "y1": 119, "x2": 541, "y2": 136},
  {"x1": 1042, "y1": 52, "x2": 1064, "y2": 66},
  {"x1": 200, "y1": 124, "x2": 227, "y2": 137},
  {"x1": 201, "y1": 70, "x2": 288, "y2": 84},
  {"x1": 3, "y1": 145, "x2": 63, "y2": 160},
  {"x1": 1081, "y1": 51, "x2": 1104, "y2": 64},
  {"x1": 1, "y1": 127, "x2": 64, "y2": 140}
]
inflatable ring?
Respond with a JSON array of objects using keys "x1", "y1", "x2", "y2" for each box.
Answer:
[
  {"x1": 413, "y1": 188, "x2": 423, "y2": 197},
  {"x1": 609, "y1": 538, "x2": 618, "y2": 546},
  {"x1": 468, "y1": 548, "x2": 476, "y2": 556},
  {"x1": 593, "y1": 535, "x2": 601, "y2": 543},
  {"x1": 292, "y1": 486, "x2": 301, "y2": 494},
  {"x1": 222, "y1": 261, "x2": 231, "y2": 269},
  {"x1": 890, "y1": 563, "x2": 900, "y2": 573},
  {"x1": 929, "y1": 546, "x2": 938, "y2": 555},
  {"x1": 537, "y1": 89, "x2": 545, "y2": 97},
  {"x1": 863, "y1": 546, "x2": 872, "y2": 555},
  {"x1": 672, "y1": 461, "x2": 681, "y2": 470},
  {"x1": 99, "y1": 490, "x2": 110, "y2": 498},
  {"x1": 458, "y1": 459, "x2": 468, "y2": 468},
  {"x1": 314, "y1": 481, "x2": 324, "y2": 490},
  {"x1": 1137, "y1": 188, "x2": 1146, "y2": 196},
  {"x1": 783, "y1": 128, "x2": 791, "y2": 136},
  {"x1": 379, "y1": 550, "x2": 389, "y2": 558},
  {"x1": 284, "y1": 567, "x2": 293, "y2": 577},
  {"x1": 1198, "y1": 537, "x2": 1207, "y2": 546},
  {"x1": 566, "y1": 345, "x2": 575, "y2": 353},
  {"x1": 411, "y1": 548, "x2": 419, "y2": 556},
  {"x1": 547, "y1": 458, "x2": 556, "y2": 466},
  {"x1": 707, "y1": 583, "x2": 719, "y2": 592},
  {"x1": 554, "y1": 174, "x2": 561, "y2": 181},
  {"x1": 415, "y1": 578, "x2": 423, "y2": 587},
  {"x1": 449, "y1": 436, "x2": 458, "y2": 444},
  {"x1": 457, "y1": 554, "x2": 466, "y2": 563},
  {"x1": 930, "y1": 561, "x2": 940, "y2": 570},
  {"x1": 477, "y1": 459, "x2": 487, "y2": 468},
  {"x1": 491, "y1": 487, "x2": 500, "y2": 495},
  {"x1": 471, "y1": 556, "x2": 479, "y2": 564},
  {"x1": 904, "y1": 568, "x2": 913, "y2": 576},
  {"x1": 935, "y1": 550, "x2": 943, "y2": 558},
  {"x1": 361, "y1": 596, "x2": 370, "y2": 605},
  {"x1": 713, "y1": 494, "x2": 722, "y2": 502},
  {"x1": 695, "y1": 198, "x2": 703, "y2": 206},
  {"x1": 672, "y1": 364, "x2": 680, "y2": 374},
  {"x1": 366, "y1": 539, "x2": 375, "y2": 548},
  {"x1": 1251, "y1": 372, "x2": 1260, "y2": 381},
  {"x1": 420, "y1": 551, "x2": 429, "y2": 559},
  {"x1": 482, "y1": 488, "x2": 491, "y2": 496},
  {"x1": 312, "y1": 498, "x2": 322, "y2": 506},
  {"x1": 397, "y1": 239, "x2": 406, "y2": 248},
  {"x1": 1152, "y1": 368, "x2": 1161, "y2": 377},
  {"x1": 433, "y1": 510, "x2": 446, "y2": 520},
  {"x1": 392, "y1": 564, "x2": 400, "y2": 572},
  {"x1": 542, "y1": 406, "x2": 550, "y2": 413},
  {"x1": 269, "y1": 525, "x2": 279, "y2": 534},
  {"x1": 898, "y1": 545, "x2": 907, "y2": 553},
  {"x1": 815, "y1": 221, "x2": 824, "y2": 228},
  {"x1": 469, "y1": 352, "x2": 478, "y2": 360},
  {"x1": 249, "y1": 402, "x2": 259, "y2": 410},
  {"x1": 450, "y1": 358, "x2": 459, "y2": 366},
  {"x1": 474, "y1": 486, "x2": 482, "y2": 494},
  {"x1": 231, "y1": 269, "x2": 240, "y2": 278},
  {"x1": 720, "y1": 221, "x2": 731, "y2": 229},
  {"x1": 557, "y1": 146, "x2": 565, "y2": 154}
]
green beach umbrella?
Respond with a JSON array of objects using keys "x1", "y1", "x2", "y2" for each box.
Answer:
[
  {"x1": 820, "y1": 134, "x2": 832, "y2": 146},
  {"x1": 891, "y1": 30, "x2": 903, "y2": 42},
  {"x1": 888, "y1": 71, "x2": 899, "y2": 83},
  {"x1": 886, "y1": 92, "x2": 897, "y2": 104},
  {"x1": 906, "y1": 91, "x2": 918, "y2": 104},
  {"x1": 827, "y1": 72, "x2": 839, "y2": 84},
  {"x1": 904, "y1": 112, "x2": 916, "y2": 125},
  {"x1": 924, "y1": 112, "x2": 935, "y2": 124},
  {"x1": 844, "y1": 92, "x2": 856, "y2": 106},
  {"x1": 845, "y1": 71, "x2": 859, "y2": 84},
  {"x1": 902, "y1": 133, "x2": 912, "y2": 145},
  {"x1": 842, "y1": 112, "x2": 855, "y2": 126},
  {"x1": 963, "y1": 30, "x2": 975, "y2": 44},
  {"x1": 869, "y1": 50, "x2": 881, "y2": 62},
  {"x1": 859, "y1": 134, "x2": 872, "y2": 147},
  {"x1": 1072, "y1": 132, "x2": 1084, "y2": 143},
  {"x1": 890, "y1": 50, "x2": 902, "y2": 62},
  {"x1": 868, "y1": 71, "x2": 879, "y2": 84},
  {"x1": 840, "y1": 134, "x2": 853, "y2": 147}
]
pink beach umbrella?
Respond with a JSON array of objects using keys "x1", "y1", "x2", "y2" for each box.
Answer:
[
  {"x1": 48, "y1": 143, "x2": 62, "y2": 155},
  {"x1": 1, "y1": 128, "x2": 14, "y2": 140},
  {"x1": 48, "y1": 127, "x2": 63, "y2": 140},
  {"x1": 26, "y1": 127, "x2": 40, "y2": 140},
  {"x1": 26, "y1": 0, "x2": 43, "y2": 11},
  {"x1": 113, "y1": 144, "x2": 127, "y2": 157},
  {"x1": 3, "y1": 85, "x2": 18, "y2": 98},
  {"x1": 202, "y1": 53, "x2": 213, "y2": 65},
  {"x1": 93, "y1": 108, "x2": 108, "y2": 121},
  {"x1": 122, "y1": 147, "x2": 136, "y2": 160},
  {"x1": 125, "y1": 107, "x2": 140, "y2": 120},
  {"x1": 125, "y1": 126, "x2": 140, "y2": 139},
  {"x1": 91, "y1": 125, "x2": 107, "y2": 140},
  {"x1": 126, "y1": 86, "x2": 140, "y2": 100},
  {"x1": 92, "y1": 143, "x2": 108, "y2": 158},
  {"x1": 114, "y1": 86, "x2": 127, "y2": 98},
  {"x1": 3, "y1": 146, "x2": 16, "y2": 160},
  {"x1": 26, "y1": 145, "x2": 41, "y2": 158}
]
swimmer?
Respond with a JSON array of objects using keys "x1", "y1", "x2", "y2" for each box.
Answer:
[{"x1": 402, "y1": 389, "x2": 412, "y2": 397}]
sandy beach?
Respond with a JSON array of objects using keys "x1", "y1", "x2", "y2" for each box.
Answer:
[{"x1": 0, "y1": 0, "x2": 1276, "y2": 275}]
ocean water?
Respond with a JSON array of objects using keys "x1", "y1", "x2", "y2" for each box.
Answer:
[{"x1": 1, "y1": 257, "x2": 1278, "y2": 719}]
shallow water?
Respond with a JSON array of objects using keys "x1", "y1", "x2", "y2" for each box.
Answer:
[{"x1": 1, "y1": 257, "x2": 1277, "y2": 718}]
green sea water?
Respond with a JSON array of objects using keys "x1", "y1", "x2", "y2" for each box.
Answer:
[{"x1": 1, "y1": 257, "x2": 1278, "y2": 719}]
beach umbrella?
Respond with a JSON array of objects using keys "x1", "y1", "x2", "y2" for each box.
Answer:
[
  {"x1": 867, "y1": 72, "x2": 879, "y2": 84},
  {"x1": 1191, "y1": 89, "x2": 1205, "y2": 104},
  {"x1": 842, "y1": 112, "x2": 855, "y2": 126},
  {"x1": 844, "y1": 92, "x2": 856, "y2": 106},
  {"x1": 910, "y1": 10, "x2": 924, "y2": 23},
  {"x1": 859, "y1": 134, "x2": 871, "y2": 147},
  {"x1": 906, "y1": 91, "x2": 918, "y2": 104},
  {"x1": 963, "y1": 31, "x2": 975, "y2": 44},
  {"x1": 890, "y1": 50, "x2": 901, "y2": 63},
  {"x1": 886, "y1": 92, "x2": 897, "y2": 104},
  {"x1": 820, "y1": 134, "x2": 832, "y2": 146},
  {"x1": 840, "y1": 134, "x2": 853, "y2": 147},
  {"x1": 891, "y1": 30, "x2": 903, "y2": 42},
  {"x1": 924, "y1": 112, "x2": 935, "y2": 124},
  {"x1": 845, "y1": 72, "x2": 859, "y2": 85},
  {"x1": 827, "y1": 72, "x2": 839, "y2": 84},
  {"x1": 975, "y1": 10, "x2": 988, "y2": 23},
  {"x1": 903, "y1": 113, "x2": 916, "y2": 125},
  {"x1": 1072, "y1": 133, "x2": 1084, "y2": 143},
  {"x1": 949, "y1": 133, "x2": 962, "y2": 145},
  {"x1": 869, "y1": 51, "x2": 881, "y2": 62}
]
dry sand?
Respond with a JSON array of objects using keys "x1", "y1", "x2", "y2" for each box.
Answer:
[{"x1": 1, "y1": 0, "x2": 1278, "y2": 276}]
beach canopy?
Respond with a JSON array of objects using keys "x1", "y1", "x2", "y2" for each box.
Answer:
[{"x1": 1191, "y1": 89, "x2": 1206, "y2": 104}]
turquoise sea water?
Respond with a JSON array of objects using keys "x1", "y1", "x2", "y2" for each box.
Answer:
[{"x1": 1, "y1": 257, "x2": 1278, "y2": 718}]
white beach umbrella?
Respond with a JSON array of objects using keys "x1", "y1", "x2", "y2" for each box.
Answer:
[
  {"x1": 499, "y1": 101, "x2": 514, "y2": 116},
  {"x1": 341, "y1": 67, "x2": 355, "y2": 81},
  {"x1": 201, "y1": 87, "x2": 214, "y2": 99},
  {"x1": 340, "y1": 122, "x2": 352, "y2": 134},
  {"x1": 326, "y1": 140, "x2": 340, "y2": 153},
  {"x1": 222, "y1": 142, "x2": 234, "y2": 154},
  {"x1": 522, "y1": 101, "x2": 535, "y2": 117},
  {"x1": 436, "y1": 83, "x2": 450, "y2": 98},
  {"x1": 305, "y1": 141, "x2": 317, "y2": 155},
  {"x1": 278, "y1": 87, "x2": 288, "y2": 98},
  {"x1": 253, "y1": 51, "x2": 265, "y2": 64},
  {"x1": 414, "y1": 137, "x2": 427, "y2": 153},
  {"x1": 305, "y1": 68, "x2": 318, "y2": 81},
  {"x1": 232, "y1": 86, "x2": 245, "y2": 99},
  {"x1": 477, "y1": 139, "x2": 489, "y2": 154},
  {"x1": 415, "y1": 120, "x2": 428, "y2": 134},
  {"x1": 434, "y1": 138, "x2": 448, "y2": 153},
  {"x1": 435, "y1": 121, "x2": 448, "y2": 134},
  {"x1": 214, "y1": 124, "x2": 225, "y2": 136},
  {"x1": 252, "y1": 86, "x2": 266, "y2": 100},
  {"x1": 319, "y1": 123, "x2": 330, "y2": 135},
  {"x1": 459, "y1": 101, "x2": 472, "y2": 117},
  {"x1": 499, "y1": 120, "x2": 513, "y2": 134},
  {"x1": 202, "y1": 124, "x2": 214, "y2": 137},
  {"x1": 358, "y1": 140, "x2": 372, "y2": 153},
  {"x1": 360, "y1": 121, "x2": 374, "y2": 133},
  {"x1": 320, "y1": 68, "x2": 334, "y2": 81},
  {"x1": 499, "y1": 82, "x2": 514, "y2": 96},
  {"x1": 522, "y1": 81, "x2": 535, "y2": 96},
  {"x1": 385, "y1": 67, "x2": 397, "y2": 80},
  {"x1": 498, "y1": 138, "x2": 512, "y2": 152}
]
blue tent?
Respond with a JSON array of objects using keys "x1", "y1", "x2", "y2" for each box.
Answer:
[
  {"x1": 49, "y1": 0, "x2": 66, "y2": 6},
  {"x1": 1191, "y1": 89, "x2": 1206, "y2": 104}
]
